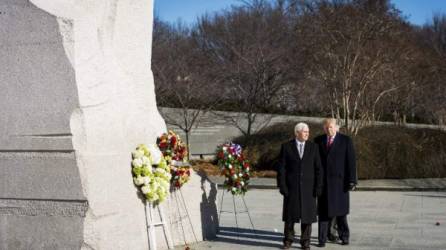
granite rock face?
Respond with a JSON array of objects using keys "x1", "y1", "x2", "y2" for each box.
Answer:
[{"x1": 0, "y1": 0, "x2": 214, "y2": 249}]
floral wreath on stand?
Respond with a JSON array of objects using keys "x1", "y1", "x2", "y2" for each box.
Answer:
[
  {"x1": 216, "y1": 142, "x2": 250, "y2": 195},
  {"x1": 131, "y1": 144, "x2": 171, "y2": 204},
  {"x1": 157, "y1": 130, "x2": 191, "y2": 189}
]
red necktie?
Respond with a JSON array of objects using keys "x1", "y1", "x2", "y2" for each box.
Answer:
[{"x1": 327, "y1": 136, "x2": 333, "y2": 149}]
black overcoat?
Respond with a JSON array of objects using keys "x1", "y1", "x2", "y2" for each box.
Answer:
[
  {"x1": 314, "y1": 133, "x2": 357, "y2": 218},
  {"x1": 277, "y1": 140, "x2": 323, "y2": 223}
]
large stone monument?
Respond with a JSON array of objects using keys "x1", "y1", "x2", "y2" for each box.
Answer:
[{"x1": 0, "y1": 0, "x2": 217, "y2": 249}]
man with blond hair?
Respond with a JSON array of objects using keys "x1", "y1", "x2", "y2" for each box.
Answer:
[
  {"x1": 277, "y1": 122, "x2": 323, "y2": 250},
  {"x1": 314, "y1": 118, "x2": 357, "y2": 247}
]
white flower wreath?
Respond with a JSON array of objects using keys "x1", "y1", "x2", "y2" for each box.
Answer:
[{"x1": 131, "y1": 144, "x2": 171, "y2": 204}]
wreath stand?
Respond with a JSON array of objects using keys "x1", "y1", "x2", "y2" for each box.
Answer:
[
  {"x1": 145, "y1": 201, "x2": 173, "y2": 250},
  {"x1": 218, "y1": 190, "x2": 256, "y2": 238},
  {"x1": 170, "y1": 188, "x2": 199, "y2": 247}
]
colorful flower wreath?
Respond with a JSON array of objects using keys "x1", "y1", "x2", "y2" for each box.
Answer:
[
  {"x1": 171, "y1": 166, "x2": 191, "y2": 189},
  {"x1": 216, "y1": 142, "x2": 250, "y2": 195},
  {"x1": 156, "y1": 130, "x2": 188, "y2": 163},
  {"x1": 157, "y1": 130, "x2": 191, "y2": 189},
  {"x1": 131, "y1": 144, "x2": 171, "y2": 204}
]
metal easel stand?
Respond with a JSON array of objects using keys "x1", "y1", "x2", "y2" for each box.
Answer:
[
  {"x1": 145, "y1": 201, "x2": 174, "y2": 250},
  {"x1": 218, "y1": 190, "x2": 256, "y2": 238},
  {"x1": 171, "y1": 188, "x2": 199, "y2": 246}
]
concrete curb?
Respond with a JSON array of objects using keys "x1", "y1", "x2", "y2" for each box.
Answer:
[{"x1": 353, "y1": 186, "x2": 446, "y2": 192}]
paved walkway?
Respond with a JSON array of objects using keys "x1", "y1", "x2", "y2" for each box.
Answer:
[
  {"x1": 177, "y1": 189, "x2": 446, "y2": 250},
  {"x1": 208, "y1": 177, "x2": 446, "y2": 191}
]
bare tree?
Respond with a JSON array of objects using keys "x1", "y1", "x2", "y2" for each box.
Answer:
[
  {"x1": 296, "y1": 0, "x2": 421, "y2": 134},
  {"x1": 152, "y1": 19, "x2": 221, "y2": 157},
  {"x1": 152, "y1": 1, "x2": 446, "y2": 134},
  {"x1": 193, "y1": 1, "x2": 297, "y2": 137},
  {"x1": 413, "y1": 14, "x2": 446, "y2": 126}
]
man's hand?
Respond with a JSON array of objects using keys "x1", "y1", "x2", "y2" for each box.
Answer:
[
  {"x1": 280, "y1": 188, "x2": 289, "y2": 197},
  {"x1": 349, "y1": 183, "x2": 356, "y2": 191}
]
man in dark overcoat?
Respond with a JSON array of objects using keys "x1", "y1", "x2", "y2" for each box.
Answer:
[
  {"x1": 314, "y1": 118, "x2": 357, "y2": 247},
  {"x1": 277, "y1": 122, "x2": 323, "y2": 250}
]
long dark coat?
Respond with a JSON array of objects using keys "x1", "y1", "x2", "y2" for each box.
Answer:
[
  {"x1": 314, "y1": 133, "x2": 357, "y2": 218},
  {"x1": 277, "y1": 140, "x2": 323, "y2": 224}
]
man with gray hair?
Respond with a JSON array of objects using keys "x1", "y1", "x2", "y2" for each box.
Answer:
[
  {"x1": 314, "y1": 118, "x2": 357, "y2": 247},
  {"x1": 277, "y1": 122, "x2": 323, "y2": 250}
]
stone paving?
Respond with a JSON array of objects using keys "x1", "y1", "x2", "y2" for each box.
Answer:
[{"x1": 177, "y1": 190, "x2": 446, "y2": 250}]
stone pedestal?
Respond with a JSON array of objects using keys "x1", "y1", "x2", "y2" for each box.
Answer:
[{"x1": 0, "y1": 1, "x2": 217, "y2": 249}]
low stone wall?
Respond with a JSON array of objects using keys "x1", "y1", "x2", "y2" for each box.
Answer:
[{"x1": 159, "y1": 107, "x2": 445, "y2": 157}]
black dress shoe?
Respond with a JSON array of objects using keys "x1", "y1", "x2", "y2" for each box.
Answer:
[
  {"x1": 283, "y1": 241, "x2": 292, "y2": 249},
  {"x1": 341, "y1": 240, "x2": 349, "y2": 245},
  {"x1": 300, "y1": 240, "x2": 310, "y2": 249},
  {"x1": 328, "y1": 234, "x2": 338, "y2": 242},
  {"x1": 317, "y1": 242, "x2": 326, "y2": 247}
]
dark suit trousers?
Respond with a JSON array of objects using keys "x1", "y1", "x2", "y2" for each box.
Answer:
[
  {"x1": 284, "y1": 222, "x2": 312, "y2": 247},
  {"x1": 318, "y1": 215, "x2": 349, "y2": 243}
]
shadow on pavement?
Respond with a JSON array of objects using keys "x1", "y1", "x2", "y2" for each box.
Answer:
[
  {"x1": 215, "y1": 226, "x2": 282, "y2": 248},
  {"x1": 213, "y1": 226, "x2": 318, "y2": 248},
  {"x1": 197, "y1": 170, "x2": 220, "y2": 240}
]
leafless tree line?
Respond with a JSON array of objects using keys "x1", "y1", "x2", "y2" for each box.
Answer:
[{"x1": 152, "y1": 0, "x2": 446, "y2": 136}]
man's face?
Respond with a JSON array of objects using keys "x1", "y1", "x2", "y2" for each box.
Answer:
[
  {"x1": 295, "y1": 128, "x2": 309, "y2": 141},
  {"x1": 324, "y1": 122, "x2": 337, "y2": 137}
]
